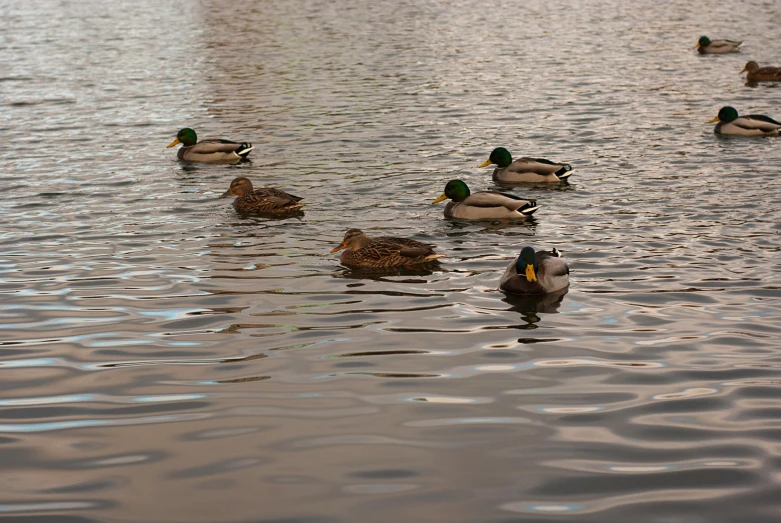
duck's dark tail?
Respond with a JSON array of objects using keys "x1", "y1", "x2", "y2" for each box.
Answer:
[
  {"x1": 236, "y1": 143, "x2": 253, "y2": 158},
  {"x1": 555, "y1": 164, "x2": 573, "y2": 180}
]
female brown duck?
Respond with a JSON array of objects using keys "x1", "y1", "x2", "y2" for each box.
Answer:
[
  {"x1": 331, "y1": 229, "x2": 443, "y2": 271},
  {"x1": 220, "y1": 177, "x2": 303, "y2": 215}
]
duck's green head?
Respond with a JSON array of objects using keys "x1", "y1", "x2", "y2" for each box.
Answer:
[
  {"x1": 167, "y1": 128, "x2": 198, "y2": 148},
  {"x1": 432, "y1": 179, "x2": 471, "y2": 204},
  {"x1": 479, "y1": 147, "x2": 513, "y2": 168},
  {"x1": 695, "y1": 36, "x2": 711, "y2": 48},
  {"x1": 708, "y1": 106, "x2": 738, "y2": 124},
  {"x1": 515, "y1": 247, "x2": 538, "y2": 283}
]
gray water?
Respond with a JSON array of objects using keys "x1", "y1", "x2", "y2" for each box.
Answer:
[{"x1": 2, "y1": 0, "x2": 781, "y2": 522}]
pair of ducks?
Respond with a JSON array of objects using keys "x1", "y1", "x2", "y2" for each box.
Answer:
[
  {"x1": 693, "y1": 37, "x2": 781, "y2": 82},
  {"x1": 330, "y1": 229, "x2": 570, "y2": 296}
]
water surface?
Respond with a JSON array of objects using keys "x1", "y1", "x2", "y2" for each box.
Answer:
[{"x1": 1, "y1": 0, "x2": 781, "y2": 522}]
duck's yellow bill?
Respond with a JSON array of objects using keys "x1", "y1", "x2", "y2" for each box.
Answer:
[
  {"x1": 330, "y1": 242, "x2": 347, "y2": 253},
  {"x1": 478, "y1": 159, "x2": 493, "y2": 168},
  {"x1": 432, "y1": 193, "x2": 448, "y2": 204},
  {"x1": 707, "y1": 116, "x2": 720, "y2": 123},
  {"x1": 525, "y1": 264, "x2": 537, "y2": 283},
  {"x1": 167, "y1": 138, "x2": 181, "y2": 148},
  {"x1": 739, "y1": 66, "x2": 748, "y2": 74},
  {"x1": 692, "y1": 43, "x2": 700, "y2": 49}
]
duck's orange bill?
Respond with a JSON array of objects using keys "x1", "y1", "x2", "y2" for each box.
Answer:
[
  {"x1": 707, "y1": 116, "x2": 720, "y2": 123},
  {"x1": 167, "y1": 138, "x2": 181, "y2": 148},
  {"x1": 331, "y1": 242, "x2": 347, "y2": 253}
]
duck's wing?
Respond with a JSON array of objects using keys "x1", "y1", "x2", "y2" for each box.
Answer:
[
  {"x1": 537, "y1": 250, "x2": 570, "y2": 292},
  {"x1": 466, "y1": 191, "x2": 539, "y2": 214},
  {"x1": 734, "y1": 115, "x2": 781, "y2": 132},
  {"x1": 511, "y1": 157, "x2": 572, "y2": 177},
  {"x1": 709, "y1": 39, "x2": 743, "y2": 51},
  {"x1": 254, "y1": 187, "x2": 303, "y2": 203},
  {"x1": 193, "y1": 139, "x2": 252, "y2": 155}
]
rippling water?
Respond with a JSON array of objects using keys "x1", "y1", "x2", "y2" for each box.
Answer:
[{"x1": 2, "y1": 0, "x2": 781, "y2": 521}]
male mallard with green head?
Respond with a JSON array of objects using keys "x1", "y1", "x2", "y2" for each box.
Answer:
[
  {"x1": 168, "y1": 128, "x2": 253, "y2": 164},
  {"x1": 432, "y1": 179, "x2": 539, "y2": 220},
  {"x1": 220, "y1": 177, "x2": 303, "y2": 215},
  {"x1": 479, "y1": 147, "x2": 573, "y2": 184},
  {"x1": 694, "y1": 36, "x2": 742, "y2": 54},
  {"x1": 708, "y1": 106, "x2": 781, "y2": 136},
  {"x1": 499, "y1": 247, "x2": 570, "y2": 295},
  {"x1": 331, "y1": 229, "x2": 443, "y2": 271}
]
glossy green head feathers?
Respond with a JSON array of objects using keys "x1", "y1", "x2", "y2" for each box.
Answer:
[
  {"x1": 698, "y1": 36, "x2": 711, "y2": 47},
  {"x1": 176, "y1": 128, "x2": 198, "y2": 146},
  {"x1": 489, "y1": 147, "x2": 513, "y2": 168},
  {"x1": 444, "y1": 179, "x2": 471, "y2": 202},
  {"x1": 717, "y1": 106, "x2": 739, "y2": 122}
]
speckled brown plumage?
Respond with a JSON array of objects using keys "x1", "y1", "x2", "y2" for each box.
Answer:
[
  {"x1": 331, "y1": 229, "x2": 443, "y2": 271},
  {"x1": 220, "y1": 177, "x2": 303, "y2": 215},
  {"x1": 742, "y1": 61, "x2": 781, "y2": 83}
]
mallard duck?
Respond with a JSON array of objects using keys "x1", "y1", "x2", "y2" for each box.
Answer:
[
  {"x1": 330, "y1": 229, "x2": 443, "y2": 271},
  {"x1": 741, "y1": 61, "x2": 781, "y2": 82},
  {"x1": 708, "y1": 106, "x2": 781, "y2": 137},
  {"x1": 432, "y1": 179, "x2": 539, "y2": 220},
  {"x1": 694, "y1": 36, "x2": 742, "y2": 54},
  {"x1": 219, "y1": 177, "x2": 303, "y2": 215},
  {"x1": 479, "y1": 147, "x2": 573, "y2": 183},
  {"x1": 167, "y1": 128, "x2": 253, "y2": 164},
  {"x1": 499, "y1": 247, "x2": 569, "y2": 295}
]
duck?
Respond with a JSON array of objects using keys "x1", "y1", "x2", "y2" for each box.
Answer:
[
  {"x1": 741, "y1": 61, "x2": 781, "y2": 82},
  {"x1": 432, "y1": 179, "x2": 539, "y2": 220},
  {"x1": 219, "y1": 177, "x2": 304, "y2": 215},
  {"x1": 330, "y1": 229, "x2": 443, "y2": 271},
  {"x1": 708, "y1": 106, "x2": 781, "y2": 137},
  {"x1": 694, "y1": 36, "x2": 742, "y2": 54},
  {"x1": 479, "y1": 147, "x2": 573, "y2": 183},
  {"x1": 167, "y1": 128, "x2": 253, "y2": 164},
  {"x1": 499, "y1": 247, "x2": 570, "y2": 295}
]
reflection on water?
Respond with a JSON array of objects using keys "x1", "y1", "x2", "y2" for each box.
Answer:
[{"x1": 2, "y1": 0, "x2": 781, "y2": 522}]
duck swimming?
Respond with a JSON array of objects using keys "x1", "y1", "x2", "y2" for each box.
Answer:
[
  {"x1": 694, "y1": 36, "x2": 742, "y2": 54},
  {"x1": 432, "y1": 179, "x2": 539, "y2": 220},
  {"x1": 479, "y1": 147, "x2": 573, "y2": 184},
  {"x1": 330, "y1": 229, "x2": 443, "y2": 271},
  {"x1": 708, "y1": 106, "x2": 781, "y2": 137},
  {"x1": 499, "y1": 247, "x2": 570, "y2": 295},
  {"x1": 220, "y1": 177, "x2": 303, "y2": 215},
  {"x1": 741, "y1": 61, "x2": 781, "y2": 83},
  {"x1": 167, "y1": 128, "x2": 253, "y2": 164}
]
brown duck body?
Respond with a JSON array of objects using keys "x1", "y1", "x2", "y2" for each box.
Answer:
[
  {"x1": 332, "y1": 229, "x2": 443, "y2": 271},
  {"x1": 742, "y1": 61, "x2": 781, "y2": 82},
  {"x1": 220, "y1": 177, "x2": 303, "y2": 215}
]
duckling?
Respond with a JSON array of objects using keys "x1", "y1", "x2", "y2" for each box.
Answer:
[
  {"x1": 741, "y1": 61, "x2": 781, "y2": 82},
  {"x1": 694, "y1": 36, "x2": 742, "y2": 54},
  {"x1": 167, "y1": 128, "x2": 253, "y2": 164},
  {"x1": 499, "y1": 247, "x2": 570, "y2": 295},
  {"x1": 479, "y1": 147, "x2": 573, "y2": 183},
  {"x1": 331, "y1": 229, "x2": 443, "y2": 271},
  {"x1": 708, "y1": 106, "x2": 781, "y2": 137},
  {"x1": 432, "y1": 179, "x2": 539, "y2": 220},
  {"x1": 219, "y1": 177, "x2": 303, "y2": 215}
]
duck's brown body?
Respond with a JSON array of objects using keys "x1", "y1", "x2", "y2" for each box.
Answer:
[
  {"x1": 220, "y1": 177, "x2": 303, "y2": 215},
  {"x1": 331, "y1": 229, "x2": 442, "y2": 271}
]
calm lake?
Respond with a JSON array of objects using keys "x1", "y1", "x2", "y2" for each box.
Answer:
[{"x1": 1, "y1": 0, "x2": 781, "y2": 521}]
